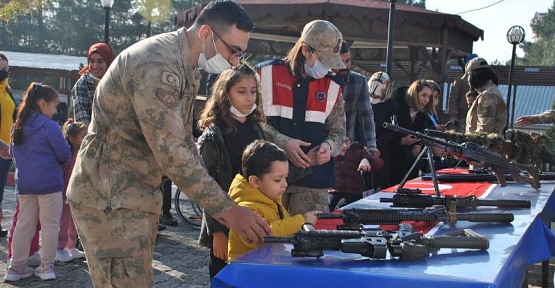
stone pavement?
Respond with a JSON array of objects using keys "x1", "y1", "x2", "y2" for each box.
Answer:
[{"x1": 0, "y1": 186, "x2": 211, "y2": 288}]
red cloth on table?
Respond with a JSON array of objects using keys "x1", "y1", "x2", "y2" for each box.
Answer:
[{"x1": 316, "y1": 178, "x2": 495, "y2": 233}]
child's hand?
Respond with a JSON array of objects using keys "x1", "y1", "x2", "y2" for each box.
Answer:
[
  {"x1": 411, "y1": 144, "x2": 422, "y2": 156},
  {"x1": 358, "y1": 158, "x2": 371, "y2": 171},
  {"x1": 212, "y1": 232, "x2": 229, "y2": 261},
  {"x1": 303, "y1": 211, "x2": 322, "y2": 225},
  {"x1": 401, "y1": 135, "x2": 418, "y2": 146}
]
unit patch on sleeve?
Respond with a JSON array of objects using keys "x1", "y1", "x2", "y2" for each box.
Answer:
[{"x1": 155, "y1": 88, "x2": 180, "y2": 108}]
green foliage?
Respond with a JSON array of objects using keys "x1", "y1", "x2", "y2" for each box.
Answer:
[
  {"x1": 397, "y1": 0, "x2": 426, "y2": 8},
  {"x1": 0, "y1": 0, "x2": 200, "y2": 55},
  {"x1": 520, "y1": 0, "x2": 555, "y2": 66}
]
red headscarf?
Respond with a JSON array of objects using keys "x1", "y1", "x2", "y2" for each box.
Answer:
[{"x1": 79, "y1": 42, "x2": 116, "y2": 75}]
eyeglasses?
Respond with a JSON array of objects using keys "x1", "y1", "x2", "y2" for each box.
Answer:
[{"x1": 211, "y1": 28, "x2": 246, "y2": 61}]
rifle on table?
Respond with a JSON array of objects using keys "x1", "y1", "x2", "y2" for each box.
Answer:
[
  {"x1": 318, "y1": 206, "x2": 514, "y2": 230},
  {"x1": 380, "y1": 188, "x2": 531, "y2": 210},
  {"x1": 384, "y1": 123, "x2": 540, "y2": 189},
  {"x1": 263, "y1": 223, "x2": 489, "y2": 260}
]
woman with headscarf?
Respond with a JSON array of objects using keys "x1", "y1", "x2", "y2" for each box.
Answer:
[{"x1": 71, "y1": 43, "x2": 115, "y2": 125}]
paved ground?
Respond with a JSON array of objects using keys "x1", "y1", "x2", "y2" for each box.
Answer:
[
  {"x1": 0, "y1": 184, "x2": 552, "y2": 288},
  {"x1": 0, "y1": 186, "x2": 211, "y2": 288}
]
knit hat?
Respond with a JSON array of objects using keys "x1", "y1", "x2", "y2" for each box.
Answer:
[
  {"x1": 463, "y1": 57, "x2": 489, "y2": 77},
  {"x1": 301, "y1": 20, "x2": 345, "y2": 70},
  {"x1": 368, "y1": 72, "x2": 391, "y2": 98}
]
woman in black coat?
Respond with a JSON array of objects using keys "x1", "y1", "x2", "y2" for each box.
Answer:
[{"x1": 389, "y1": 80, "x2": 436, "y2": 186}]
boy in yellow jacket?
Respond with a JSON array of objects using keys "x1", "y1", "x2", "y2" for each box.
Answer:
[{"x1": 227, "y1": 140, "x2": 321, "y2": 261}]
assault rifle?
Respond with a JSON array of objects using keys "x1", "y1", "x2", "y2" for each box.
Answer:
[
  {"x1": 318, "y1": 206, "x2": 514, "y2": 230},
  {"x1": 384, "y1": 123, "x2": 540, "y2": 189},
  {"x1": 380, "y1": 188, "x2": 531, "y2": 210},
  {"x1": 263, "y1": 223, "x2": 489, "y2": 260}
]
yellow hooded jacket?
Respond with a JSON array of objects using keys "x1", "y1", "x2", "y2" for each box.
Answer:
[{"x1": 227, "y1": 174, "x2": 305, "y2": 261}]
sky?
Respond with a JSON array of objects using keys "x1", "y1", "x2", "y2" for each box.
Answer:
[{"x1": 425, "y1": 0, "x2": 553, "y2": 63}]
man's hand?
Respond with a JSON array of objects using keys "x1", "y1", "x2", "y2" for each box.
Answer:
[
  {"x1": 219, "y1": 205, "x2": 272, "y2": 244},
  {"x1": 366, "y1": 147, "x2": 381, "y2": 157},
  {"x1": 401, "y1": 135, "x2": 418, "y2": 146},
  {"x1": 212, "y1": 232, "x2": 228, "y2": 260},
  {"x1": 306, "y1": 145, "x2": 320, "y2": 166},
  {"x1": 284, "y1": 139, "x2": 312, "y2": 168},
  {"x1": 516, "y1": 116, "x2": 534, "y2": 127},
  {"x1": 317, "y1": 142, "x2": 331, "y2": 165}
]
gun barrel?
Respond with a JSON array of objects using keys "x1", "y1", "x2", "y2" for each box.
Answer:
[
  {"x1": 263, "y1": 236, "x2": 294, "y2": 243},
  {"x1": 424, "y1": 129, "x2": 449, "y2": 139},
  {"x1": 476, "y1": 199, "x2": 531, "y2": 208},
  {"x1": 455, "y1": 212, "x2": 514, "y2": 223},
  {"x1": 429, "y1": 232, "x2": 490, "y2": 250},
  {"x1": 318, "y1": 213, "x2": 343, "y2": 220}
]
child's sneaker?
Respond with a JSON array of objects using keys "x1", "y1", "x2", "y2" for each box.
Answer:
[
  {"x1": 55, "y1": 249, "x2": 73, "y2": 262},
  {"x1": 26, "y1": 251, "x2": 41, "y2": 266},
  {"x1": 4, "y1": 264, "x2": 34, "y2": 281},
  {"x1": 34, "y1": 264, "x2": 55, "y2": 280},
  {"x1": 68, "y1": 248, "x2": 85, "y2": 260}
]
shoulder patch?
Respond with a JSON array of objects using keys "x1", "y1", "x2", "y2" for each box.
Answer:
[
  {"x1": 155, "y1": 88, "x2": 181, "y2": 108},
  {"x1": 162, "y1": 71, "x2": 181, "y2": 88}
]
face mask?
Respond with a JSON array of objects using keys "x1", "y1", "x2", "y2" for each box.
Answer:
[
  {"x1": 304, "y1": 51, "x2": 330, "y2": 79},
  {"x1": 371, "y1": 98, "x2": 382, "y2": 105},
  {"x1": 0, "y1": 70, "x2": 8, "y2": 82},
  {"x1": 230, "y1": 103, "x2": 257, "y2": 118},
  {"x1": 198, "y1": 32, "x2": 232, "y2": 74}
]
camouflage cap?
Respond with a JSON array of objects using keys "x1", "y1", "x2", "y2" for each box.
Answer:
[
  {"x1": 301, "y1": 20, "x2": 346, "y2": 70},
  {"x1": 463, "y1": 57, "x2": 489, "y2": 77}
]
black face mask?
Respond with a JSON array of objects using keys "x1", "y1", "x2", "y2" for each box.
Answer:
[{"x1": 0, "y1": 70, "x2": 8, "y2": 82}]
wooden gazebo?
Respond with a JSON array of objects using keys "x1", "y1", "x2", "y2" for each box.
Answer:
[{"x1": 175, "y1": 0, "x2": 484, "y2": 83}]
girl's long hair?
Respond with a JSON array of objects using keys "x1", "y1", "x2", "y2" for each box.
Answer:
[
  {"x1": 406, "y1": 80, "x2": 434, "y2": 114},
  {"x1": 12, "y1": 82, "x2": 59, "y2": 145},
  {"x1": 62, "y1": 118, "x2": 87, "y2": 152},
  {"x1": 198, "y1": 64, "x2": 265, "y2": 135}
]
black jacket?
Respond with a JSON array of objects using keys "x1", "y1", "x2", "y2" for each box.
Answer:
[{"x1": 197, "y1": 122, "x2": 265, "y2": 247}]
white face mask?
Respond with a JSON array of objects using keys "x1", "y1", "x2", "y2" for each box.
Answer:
[
  {"x1": 371, "y1": 98, "x2": 382, "y2": 105},
  {"x1": 304, "y1": 51, "x2": 330, "y2": 79},
  {"x1": 198, "y1": 32, "x2": 232, "y2": 74},
  {"x1": 230, "y1": 103, "x2": 257, "y2": 118}
]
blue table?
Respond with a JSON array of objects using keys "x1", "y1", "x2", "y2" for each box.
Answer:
[{"x1": 213, "y1": 182, "x2": 555, "y2": 288}]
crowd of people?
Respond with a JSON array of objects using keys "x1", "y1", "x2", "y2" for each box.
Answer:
[{"x1": 0, "y1": 0, "x2": 552, "y2": 286}]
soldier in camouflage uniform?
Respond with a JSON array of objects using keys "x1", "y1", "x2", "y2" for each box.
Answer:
[
  {"x1": 516, "y1": 110, "x2": 555, "y2": 126},
  {"x1": 464, "y1": 57, "x2": 507, "y2": 137},
  {"x1": 66, "y1": 2, "x2": 272, "y2": 287}
]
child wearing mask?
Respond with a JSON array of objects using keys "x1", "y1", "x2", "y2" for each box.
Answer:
[
  {"x1": 227, "y1": 140, "x2": 321, "y2": 261},
  {"x1": 197, "y1": 64, "x2": 266, "y2": 278}
]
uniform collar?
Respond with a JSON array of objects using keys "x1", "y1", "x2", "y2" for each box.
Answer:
[{"x1": 178, "y1": 27, "x2": 200, "y2": 88}]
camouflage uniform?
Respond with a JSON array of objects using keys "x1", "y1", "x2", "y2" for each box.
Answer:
[
  {"x1": 448, "y1": 74, "x2": 471, "y2": 133},
  {"x1": 67, "y1": 28, "x2": 235, "y2": 287},
  {"x1": 528, "y1": 110, "x2": 555, "y2": 124},
  {"x1": 466, "y1": 81, "x2": 507, "y2": 137}
]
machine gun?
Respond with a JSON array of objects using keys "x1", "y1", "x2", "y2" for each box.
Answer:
[
  {"x1": 263, "y1": 223, "x2": 489, "y2": 260},
  {"x1": 318, "y1": 206, "x2": 514, "y2": 230},
  {"x1": 384, "y1": 123, "x2": 540, "y2": 190},
  {"x1": 380, "y1": 188, "x2": 531, "y2": 210}
]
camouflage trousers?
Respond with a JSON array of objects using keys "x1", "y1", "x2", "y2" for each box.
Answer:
[
  {"x1": 70, "y1": 203, "x2": 158, "y2": 288},
  {"x1": 282, "y1": 185, "x2": 330, "y2": 215}
]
